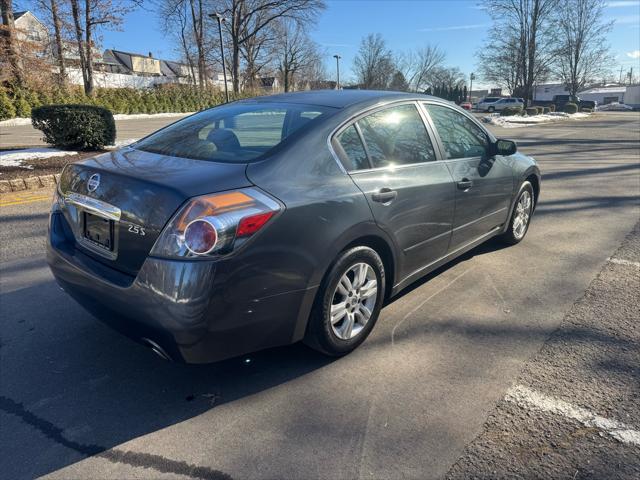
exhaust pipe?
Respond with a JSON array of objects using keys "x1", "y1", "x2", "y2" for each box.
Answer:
[{"x1": 142, "y1": 338, "x2": 172, "y2": 361}]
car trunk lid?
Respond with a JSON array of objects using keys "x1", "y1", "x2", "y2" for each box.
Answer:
[{"x1": 57, "y1": 147, "x2": 252, "y2": 276}]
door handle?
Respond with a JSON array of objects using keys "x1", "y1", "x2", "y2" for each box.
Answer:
[
  {"x1": 457, "y1": 179, "x2": 473, "y2": 190},
  {"x1": 371, "y1": 188, "x2": 398, "y2": 204}
]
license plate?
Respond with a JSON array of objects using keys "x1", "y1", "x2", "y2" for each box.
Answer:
[{"x1": 83, "y1": 212, "x2": 114, "y2": 251}]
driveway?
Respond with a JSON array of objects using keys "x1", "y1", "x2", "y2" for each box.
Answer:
[{"x1": 0, "y1": 111, "x2": 638, "y2": 480}]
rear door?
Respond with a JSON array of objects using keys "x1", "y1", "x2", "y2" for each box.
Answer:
[
  {"x1": 332, "y1": 102, "x2": 456, "y2": 279},
  {"x1": 421, "y1": 102, "x2": 513, "y2": 252}
]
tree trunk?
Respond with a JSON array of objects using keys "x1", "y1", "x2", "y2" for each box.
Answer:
[
  {"x1": 70, "y1": 0, "x2": 89, "y2": 94},
  {"x1": 84, "y1": 0, "x2": 95, "y2": 95},
  {"x1": 50, "y1": 0, "x2": 67, "y2": 85},
  {"x1": 232, "y1": 39, "x2": 240, "y2": 93},
  {"x1": 0, "y1": 0, "x2": 24, "y2": 84}
]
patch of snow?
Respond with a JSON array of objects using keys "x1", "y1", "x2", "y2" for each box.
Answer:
[
  {"x1": 105, "y1": 138, "x2": 140, "y2": 150},
  {"x1": 0, "y1": 112, "x2": 192, "y2": 128},
  {"x1": 482, "y1": 112, "x2": 591, "y2": 128},
  {"x1": 0, "y1": 147, "x2": 78, "y2": 170},
  {"x1": 596, "y1": 102, "x2": 633, "y2": 111},
  {"x1": 0, "y1": 117, "x2": 32, "y2": 127},
  {"x1": 112, "y1": 112, "x2": 192, "y2": 120}
]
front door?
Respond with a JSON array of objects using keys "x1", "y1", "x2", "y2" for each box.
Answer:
[
  {"x1": 333, "y1": 103, "x2": 456, "y2": 280},
  {"x1": 422, "y1": 103, "x2": 514, "y2": 252}
]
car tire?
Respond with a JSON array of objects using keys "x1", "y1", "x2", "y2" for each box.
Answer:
[
  {"x1": 500, "y1": 181, "x2": 535, "y2": 245},
  {"x1": 304, "y1": 246, "x2": 385, "y2": 356},
  {"x1": 488, "y1": 106, "x2": 495, "y2": 112}
]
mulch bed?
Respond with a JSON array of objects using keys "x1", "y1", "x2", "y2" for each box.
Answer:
[{"x1": 0, "y1": 150, "x2": 103, "y2": 181}]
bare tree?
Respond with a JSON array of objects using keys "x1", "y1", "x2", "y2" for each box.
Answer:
[
  {"x1": 477, "y1": 26, "x2": 523, "y2": 94},
  {"x1": 32, "y1": 0, "x2": 69, "y2": 84},
  {"x1": 213, "y1": 0, "x2": 325, "y2": 94},
  {"x1": 483, "y1": 0, "x2": 556, "y2": 104},
  {"x1": 554, "y1": 0, "x2": 612, "y2": 95},
  {"x1": 274, "y1": 18, "x2": 321, "y2": 91},
  {"x1": 0, "y1": 0, "x2": 24, "y2": 84},
  {"x1": 69, "y1": 0, "x2": 139, "y2": 95},
  {"x1": 398, "y1": 45, "x2": 445, "y2": 92},
  {"x1": 158, "y1": 0, "x2": 201, "y2": 84},
  {"x1": 431, "y1": 66, "x2": 466, "y2": 89},
  {"x1": 353, "y1": 33, "x2": 395, "y2": 89}
]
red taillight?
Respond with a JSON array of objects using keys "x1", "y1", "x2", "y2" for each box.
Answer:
[
  {"x1": 151, "y1": 188, "x2": 282, "y2": 259},
  {"x1": 184, "y1": 219, "x2": 218, "y2": 255},
  {"x1": 237, "y1": 212, "x2": 275, "y2": 237}
]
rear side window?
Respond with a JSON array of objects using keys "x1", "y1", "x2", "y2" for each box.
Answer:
[
  {"x1": 135, "y1": 103, "x2": 334, "y2": 163},
  {"x1": 335, "y1": 125, "x2": 369, "y2": 171},
  {"x1": 424, "y1": 104, "x2": 489, "y2": 159},
  {"x1": 356, "y1": 104, "x2": 436, "y2": 168}
]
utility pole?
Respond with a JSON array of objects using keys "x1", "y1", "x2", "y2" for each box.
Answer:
[
  {"x1": 619, "y1": 66, "x2": 624, "y2": 84},
  {"x1": 209, "y1": 13, "x2": 229, "y2": 103},
  {"x1": 469, "y1": 73, "x2": 475, "y2": 101},
  {"x1": 333, "y1": 54, "x2": 341, "y2": 90}
]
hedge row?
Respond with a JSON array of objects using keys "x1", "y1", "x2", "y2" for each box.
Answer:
[{"x1": 0, "y1": 84, "x2": 252, "y2": 120}]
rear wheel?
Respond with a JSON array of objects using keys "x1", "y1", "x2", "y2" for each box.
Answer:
[
  {"x1": 500, "y1": 181, "x2": 534, "y2": 245},
  {"x1": 488, "y1": 106, "x2": 495, "y2": 112},
  {"x1": 305, "y1": 246, "x2": 385, "y2": 356}
]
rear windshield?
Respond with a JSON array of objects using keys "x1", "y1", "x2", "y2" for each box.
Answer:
[{"x1": 134, "y1": 102, "x2": 335, "y2": 163}]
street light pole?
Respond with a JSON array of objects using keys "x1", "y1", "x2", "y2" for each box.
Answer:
[
  {"x1": 333, "y1": 54, "x2": 341, "y2": 89},
  {"x1": 469, "y1": 73, "x2": 475, "y2": 101},
  {"x1": 209, "y1": 13, "x2": 229, "y2": 103}
]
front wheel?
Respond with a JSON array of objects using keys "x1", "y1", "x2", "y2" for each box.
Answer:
[
  {"x1": 500, "y1": 181, "x2": 534, "y2": 245},
  {"x1": 488, "y1": 106, "x2": 495, "y2": 112},
  {"x1": 304, "y1": 246, "x2": 385, "y2": 356}
]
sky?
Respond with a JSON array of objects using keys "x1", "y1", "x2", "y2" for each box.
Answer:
[{"x1": 22, "y1": 0, "x2": 640, "y2": 86}]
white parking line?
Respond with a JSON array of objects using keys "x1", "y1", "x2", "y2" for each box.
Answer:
[
  {"x1": 506, "y1": 385, "x2": 640, "y2": 446},
  {"x1": 608, "y1": 257, "x2": 640, "y2": 268}
]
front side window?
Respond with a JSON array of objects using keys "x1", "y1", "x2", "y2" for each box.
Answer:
[
  {"x1": 424, "y1": 104, "x2": 489, "y2": 159},
  {"x1": 356, "y1": 104, "x2": 436, "y2": 168},
  {"x1": 135, "y1": 102, "x2": 334, "y2": 163}
]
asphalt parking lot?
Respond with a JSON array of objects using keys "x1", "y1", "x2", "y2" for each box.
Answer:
[{"x1": 0, "y1": 111, "x2": 639, "y2": 479}]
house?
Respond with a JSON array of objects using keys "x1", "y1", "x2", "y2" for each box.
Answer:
[
  {"x1": 14, "y1": 11, "x2": 49, "y2": 45},
  {"x1": 259, "y1": 76, "x2": 281, "y2": 92}
]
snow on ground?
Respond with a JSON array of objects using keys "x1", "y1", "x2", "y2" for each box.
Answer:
[
  {"x1": 0, "y1": 111, "x2": 191, "y2": 127},
  {"x1": 0, "y1": 148, "x2": 78, "y2": 170},
  {"x1": 482, "y1": 112, "x2": 591, "y2": 128},
  {"x1": 112, "y1": 112, "x2": 192, "y2": 120},
  {"x1": 596, "y1": 102, "x2": 633, "y2": 111},
  {"x1": 105, "y1": 138, "x2": 140, "y2": 149}
]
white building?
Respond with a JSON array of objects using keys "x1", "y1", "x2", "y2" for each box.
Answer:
[
  {"x1": 533, "y1": 83, "x2": 570, "y2": 101},
  {"x1": 578, "y1": 86, "x2": 628, "y2": 105}
]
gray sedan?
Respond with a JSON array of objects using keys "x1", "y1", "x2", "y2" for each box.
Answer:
[{"x1": 47, "y1": 90, "x2": 540, "y2": 363}]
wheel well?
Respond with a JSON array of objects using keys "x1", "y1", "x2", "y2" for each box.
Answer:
[
  {"x1": 526, "y1": 174, "x2": 540, "y2": 206},
  {"x1": 343, "y1": 235, "x2": 395, "y2": 299}
]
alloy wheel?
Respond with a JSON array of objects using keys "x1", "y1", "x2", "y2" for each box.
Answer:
[
  {"x1": 330, "y1": 262, "x2": 378, "y2": 340},
  {"x1": 513, "y1": 190, "x2": 532, "y2": 239}
]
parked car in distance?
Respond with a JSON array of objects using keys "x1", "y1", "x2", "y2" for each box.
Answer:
[
  {"x1": 487, "y1": 98, "x2": 524, "y2": 112},
  {"x1": 47, "y1": 90, "x2": 541, "y2": 364},
  {"x1": 460, "y1": 101, "x2": 472, "y2": 111},
  {"x1": 476, "y1": 97, "x2": 501, "y2": 111},
  {"x1": 552, "y1": 94, "x2": 580, "y2": 109},
  {"x1": 579, "y1": 100, "x2": 597, "y2": 110}
]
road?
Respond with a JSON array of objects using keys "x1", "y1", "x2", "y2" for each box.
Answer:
[
  {"x1": 0, "y1": 115, "x2": 187, "y2": 148},
  {"x1": 1, "y1": 112, "x2": 639, "y2": 479}
]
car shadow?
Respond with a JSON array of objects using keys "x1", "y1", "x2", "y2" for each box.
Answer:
[{"x1": 1, "y1": 276, "x2": 335, "y2": 479}]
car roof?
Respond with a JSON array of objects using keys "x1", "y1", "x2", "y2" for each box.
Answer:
[{"x1": 239, "y1": 89, "x2": 437, "y2": 109}]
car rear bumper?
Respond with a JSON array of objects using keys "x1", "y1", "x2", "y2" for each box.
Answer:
[{"x1": 47, "y1": 212, "x2": 317, "y2": 363}]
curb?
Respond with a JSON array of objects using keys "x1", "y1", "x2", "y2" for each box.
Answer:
[{"x1": 0, "y1": 173, "x2": 61, "y2": 193}]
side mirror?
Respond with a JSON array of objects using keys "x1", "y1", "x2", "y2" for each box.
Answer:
[{"x1": 492, "y1": 139, "x2": 517, "y2": 156}]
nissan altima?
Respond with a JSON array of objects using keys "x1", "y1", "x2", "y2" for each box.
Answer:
[{"x1": 47, "y1": 90, "x2": 540, "y2": 363}]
